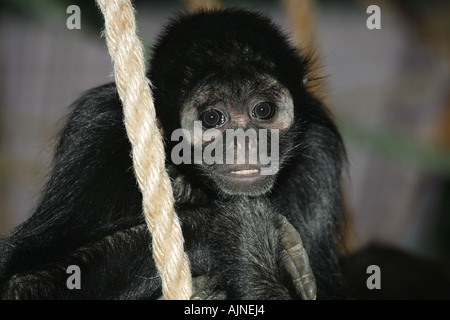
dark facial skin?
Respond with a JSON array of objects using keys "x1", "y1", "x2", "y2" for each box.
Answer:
[{"x1": 179, "y1": 73, "x2": 295, "y2": 196}]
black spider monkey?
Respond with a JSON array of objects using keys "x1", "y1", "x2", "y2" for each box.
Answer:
[{"x1": 0, "y1": 9, "x2": 346, "y2": 299}]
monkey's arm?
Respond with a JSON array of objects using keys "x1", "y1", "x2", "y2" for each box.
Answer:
[
  {"x1": 191, "y1": 208, "x2": 317, "y2": 300},
  {"x1": 0, "y1": 208, "x2": 214, "y2": 300},
  {"x1": 0, "y1": 225, "x2": 157, "y2": 299},
  {"x1": 210, "y1": 197, "x2": 291, "y2": 300}
]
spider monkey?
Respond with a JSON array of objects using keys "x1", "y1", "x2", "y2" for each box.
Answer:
[{"x1": 0, "y1": 9, "x2": 346, "y2": 299}]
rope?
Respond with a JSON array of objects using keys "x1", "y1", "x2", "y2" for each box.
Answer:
[{"x1": 95, "y1": 0, "x2": 192, "y2": 300}]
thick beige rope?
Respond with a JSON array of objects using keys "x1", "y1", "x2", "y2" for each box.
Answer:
[{"x1": 96, "y1": 0, "x2": 192, "y2": 300}]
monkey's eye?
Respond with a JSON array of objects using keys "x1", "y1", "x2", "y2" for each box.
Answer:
[
  {"x1": 200, "y1": 109, "x2": 226, "y2": 128},
  {"x1": 252, "y1": 102, "x2": 276, "y2": 120}
]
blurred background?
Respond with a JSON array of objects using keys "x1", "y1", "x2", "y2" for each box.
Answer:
[{"x1": 1, "y1": 0, "x2": 449, "y2": 297}]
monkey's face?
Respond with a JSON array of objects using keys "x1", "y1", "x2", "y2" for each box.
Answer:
[{"x1": 176, "y1": 74, "x2": 295, "y2": 196}]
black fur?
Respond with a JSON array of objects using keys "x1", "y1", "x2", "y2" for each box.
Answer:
[{"x1": 0, "y1": 9, "x2": 345, "y2": 299}]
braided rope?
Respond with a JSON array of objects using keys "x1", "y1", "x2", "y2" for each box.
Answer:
[{"x1": 96, "y1": 0, "x2": 192, "y2": 300}]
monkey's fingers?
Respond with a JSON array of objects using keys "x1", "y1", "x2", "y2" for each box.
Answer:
[
  {"x1": 279, "y1": 215, "x2": 317, "y2": 300},
  {"x1": 190, "y1": 275, "x2": 226, "y2": 300}
]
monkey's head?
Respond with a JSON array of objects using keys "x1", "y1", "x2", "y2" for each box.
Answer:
[{"x1": 150, "y1": 9, "x2": 330, "y2": 197}]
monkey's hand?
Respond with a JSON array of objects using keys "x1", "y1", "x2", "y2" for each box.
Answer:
[
  {"x1": 278, "y1": 214, "x2": 317, "y2": 300},
  {"x1": 190, "y1": 275, "x2": 226, "y2": 300},
  {"x1": 210, "y1": 197, "x2": 291, "y2": 299}
]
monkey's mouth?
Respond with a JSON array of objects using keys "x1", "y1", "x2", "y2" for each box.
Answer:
[
  {"x1": 230, "y1": 168, "x2": 260, "y2": 176},
  {"x1": 224, "y1": 165, "x2": 263, "y2": 180},
  {"x1": 212, "y1": 165, "x2": 274, "y2": 196}
]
